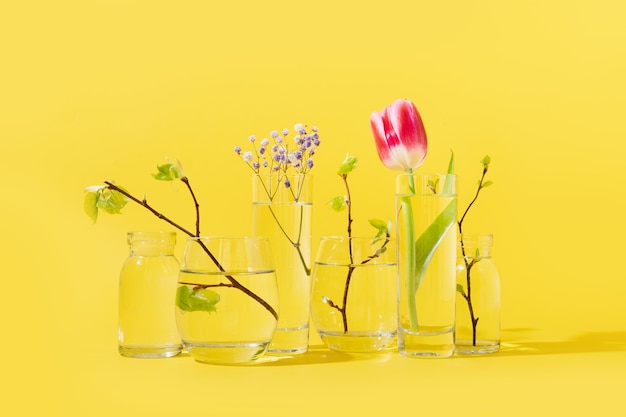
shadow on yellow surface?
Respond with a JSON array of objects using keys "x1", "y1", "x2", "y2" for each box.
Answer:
[
  {"x1": 249, "y1": 344, "x2": 395, "y2": 367},
  {"x1": 166, "y1": 330, "x2": 626, "y2": 367},
  {"x1": 480, "y1": 329, "x2": 626, "y2": 358}
]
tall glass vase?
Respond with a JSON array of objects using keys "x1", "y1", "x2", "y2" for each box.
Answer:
[
  {"x1": 252, "y1": 173, "x2": 312, "y2": 354},
  {"x1": 396, "y1": 173, "x2": 457, "y2": 358},
  {"x1": 455, "y1": 233, "x2": 501, "y2": 354}
]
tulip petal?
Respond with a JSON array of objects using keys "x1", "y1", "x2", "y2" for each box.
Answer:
[
  {"x1": 388, "y1": 99, "x2": 427, "y2": 169},
  {"x1": 371, "y1": 110, "x2": 406, "y2": 171}
]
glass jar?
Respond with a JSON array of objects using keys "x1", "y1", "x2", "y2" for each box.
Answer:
[
  {"x1": 310, "y1": 236, "x2": 397, "y2": 352},
  {"x1": 455, "y1": 233, "x2": 501, "y2": 354},
  {"x1": 118, "y1": 231, "x2": 182, "y2": 358},
  {"x1": 396, "y1": 173, "x2": 457, "y2": 358},
  {"x1": 175, "y1": 236, "x2": 279, "y2": 364}
]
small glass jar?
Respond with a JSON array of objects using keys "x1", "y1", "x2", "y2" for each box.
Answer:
[
  {"x1": 310, "y1": 236, "x2": 397, "y2": 353},
  {"x1": 455, "y1": 233, "x2": 501, "y2": 354},
  {"x1": 118, "y1": 231, "x2": 182, "y2": 358}
]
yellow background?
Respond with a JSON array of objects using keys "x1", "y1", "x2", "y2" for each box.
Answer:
[{"x1": 2, "y1": 0, "x2": 625, "y2": 415}]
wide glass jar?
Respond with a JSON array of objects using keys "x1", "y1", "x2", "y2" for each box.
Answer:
[{"x1": 175, "y1": 236, "x2": 279, "y2": 364}]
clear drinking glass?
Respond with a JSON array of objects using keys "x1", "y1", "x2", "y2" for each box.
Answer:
[
  {"x1": 252, "y1": 173, "x2": 312, "y2": 354},
  {"x1": 310, "y1": 236, "x2": 397, "y2": 352},
  {"x1": 456, "y1": 233, "x2": 501, "y2": 354},
  {"x1": 396, "y1": 173, "x2": 457, "y2": 358},
  {"x1": 118, "y1": 231, "x2": 182, "y2": 358},
  {"x1": 175, "y1": 236, "x2": 279, "y2": 364}
]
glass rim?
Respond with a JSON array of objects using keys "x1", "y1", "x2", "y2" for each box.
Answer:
[
  {"x1": 396, "y1": 172, "x2": 456, "y2": 196},
  {"x1": 459, "y1": 233, "x2": 494, "y2": 244},
  {"x1": 253, "y1": 172, "x2": 311, "y2": 178},
  {"x1": 319, "y1": 235, "x2": 394, "y2": 242},
  {"x1": 127, "y1": 231, "x2": 176, "y2": 242},
  {"x1": 187, "y1": 235, "x2": 270, "y2": 242},
  {"x1": 395, "y1": 172, "x2": 456, "y2": 178}
]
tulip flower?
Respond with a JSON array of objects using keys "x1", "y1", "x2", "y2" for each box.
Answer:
[
  {"x1": 370, "y1": 99, "x2": 427, "y2": 172},
  {"x1": 370, "y1": 99, "x2": 452, "y2": 331}
]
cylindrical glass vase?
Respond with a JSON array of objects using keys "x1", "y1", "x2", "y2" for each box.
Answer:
[
  {"x1": 175, "y1": 236, "x2": 279, "y2": 364},
  {"x1": 455, "y1": 233, "x2": 501, "y2": 354},
  {"x1": 118, "y1": 231, "x2": 182, "y2": 358},
  {"x1": 396, "y1": 173, "x2": 457, "y2": 358},
  {"x1": 252, "y1": 173, "x2": 312, "y2": 354},
  {"x1": 310, "y1": 236, "x2": 397, "y2": 352}
]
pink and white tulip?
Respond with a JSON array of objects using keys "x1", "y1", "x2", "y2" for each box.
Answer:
[{"x1": 370, "y1": 99, "x2": 428, "y2": 171}]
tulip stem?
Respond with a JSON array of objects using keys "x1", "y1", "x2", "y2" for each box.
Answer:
[{"x1": 404, "y1": 168, "x2": 419, "y2": 328}]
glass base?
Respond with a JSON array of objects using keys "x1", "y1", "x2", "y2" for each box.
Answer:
[
  {"x1": 119, "y1": 343, "x2": 182, "y2": 359},
  {"x1": 455, "y1": 340, "x2": 500, "y2": 355},
  {"x1": 398, "y1": 327, "x2": 454, "y2": 358},
  {"x1": 185, "y1": 342, "x2": 269, "y2": 364},
  {"x1": 267, "y1": 326, "x2": 309, "y2": 355},
  {"x1": 319, "y1": 331, "x2": 396, "y2": 353}
]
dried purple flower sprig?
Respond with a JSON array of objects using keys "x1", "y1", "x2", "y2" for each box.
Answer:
[
  {"x1": 234, "y1": 124, "x2": 320, "y2": 197},
  {"x1": 234, "y1": 123, "x2": 320, "y2": 275}
]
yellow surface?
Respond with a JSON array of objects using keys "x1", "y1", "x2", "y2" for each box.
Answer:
[{"x1": 2, "y1": 0, "x2": 626, "y2": 415}]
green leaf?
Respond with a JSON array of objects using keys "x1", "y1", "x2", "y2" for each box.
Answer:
[
  {"x1": 337, "y1": 154, "x2": 358, "y2": 175},
  {"x1": 176, "y1": 286, "x2": 220, "y2": 313},
  {"x1": 369, "y1": 218, "x2": 391, "y2": 242},
  {"x1": 446, "y1": 150, "x2": 455, "y2": 175},
  {"x1": 152, "y1": 160, "x2": 185, "y2": 181},
  {"x1": 443, "y1": 150, "x2": 455, "y2": 195},
  {"x1": 481, "y1": 155, "x2": 491, "y2": 167},
  {"x1": 84, "y1": 191, "x2": 99, "y2": 223},
  {"x1": 412, "y1": 199, "x2": 457, "y2": 297},
  {"x1": 328, "y1": 196, "x2": 347, "y2": 212},
  {"x1": 97, "y1": 188, "x2": 129, "y2": 215},
  {"x1": 427, "y1": 178, "x2": 439, "y2": 194},
  {"x1": 84, "y1": 185, "x2": 128, "y2": 221},
  {"x1": 456, "y1": 283, "x2": 466, "y2": 296},
  {"x1": 482, "y1": 181, "x2": 494, "y2": 188},
  {"x1": 368, "y1": 218, "x2": 389, "y2": 232}
]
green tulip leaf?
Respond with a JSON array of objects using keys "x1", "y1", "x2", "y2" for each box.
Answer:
[
  {"x1": 176, "y1": 286, "x2": 220, "y2": 313},
  {"x1": 411, "y1": 199, "x2": 457, "y2": 302},
  {"x1": 443, "y1": 150, "x2": 455, "y2": 195}
]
